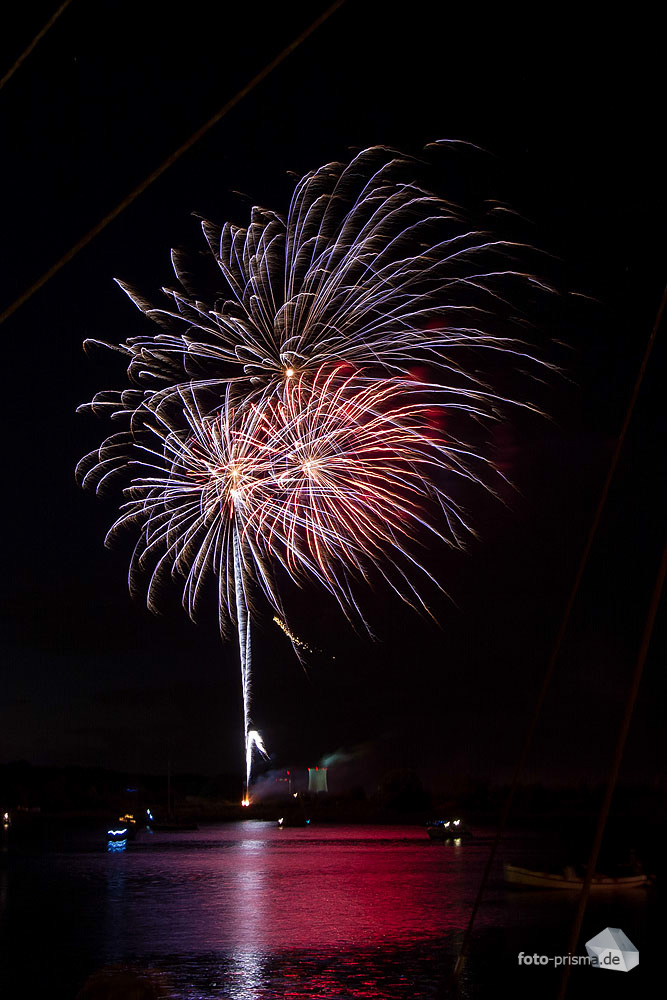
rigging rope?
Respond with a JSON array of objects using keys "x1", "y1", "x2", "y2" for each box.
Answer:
[
  {"x1": 0, "y1": 0, "x2": 347, "y2": 327},
  {"x1": 452, "y1": 282, "x2": 666, "y2": 983}
]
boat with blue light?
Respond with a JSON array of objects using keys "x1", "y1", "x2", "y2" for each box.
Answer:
[
  {"x1": 277, "y1": 815, "x2": 311, "y2": 828},
  {"x1": 426, "y1": 817, "x2": 472, "y2": 841}
]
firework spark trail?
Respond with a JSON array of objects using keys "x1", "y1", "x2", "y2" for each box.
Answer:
[
  {"x1": 243, "y1": 365, "x2": 500, "y2": 628},
  {"x1": 233, "y1": 525, "x2": 269, "y2": 800},
  {"x1": 79, "y1": 365, "x2": 505, "y2": 635},
  {"x1": 78, "y1": 143, "x2": 549, "y2": 797},
  {"x1": 82, "y1": 145, "x2": 551, "y2": 423},
  {"x1": 233, "y1": 526, "x2": 252, "y2": 800},
  {"x1": 78, "y1": 389, "x2": 279, "y2": 797},
  {"x1": 273, "y1": 616, "x2": 320, "y2": 655}
]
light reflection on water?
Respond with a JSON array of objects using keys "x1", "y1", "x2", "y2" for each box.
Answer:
[
  {"x1": 1, "y1": 823, "x2": 653, "y2": 999},
  {"x1": 97, "y1": 824, "x2": 482, "y2": 954},
  {"x1": 227, "y1": 952, "x2": 266, "y2": 1000}
]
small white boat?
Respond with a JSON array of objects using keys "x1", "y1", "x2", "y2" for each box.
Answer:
[
  {"x1": 504, "y1": 863, "x2": 649, "y2": 890},
  {"x1": 426, "y1": 818, "x2": 472, "y2": 841}
]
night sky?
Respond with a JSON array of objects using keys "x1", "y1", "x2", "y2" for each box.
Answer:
[{"x1": 2, "y1": 1, "x2": 665, "y2": 792}]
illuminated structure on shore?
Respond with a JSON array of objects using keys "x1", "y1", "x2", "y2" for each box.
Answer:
[{"x1": 308, "y1": 767, "x2": 328, "y2": 794}]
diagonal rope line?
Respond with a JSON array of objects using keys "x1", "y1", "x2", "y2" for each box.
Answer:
[
  {"x1": 0, "y1": 0, "x2": 347, "y2": 328},
  {"x1": 451, "y1": 281, "x2": 666, "y2": 984},
  {"x1": 557, "y1": 537, "x2": 667, "y2": 998},
  {"x1": 0, "y1": 0, "x2": 75, "y2": 93}
]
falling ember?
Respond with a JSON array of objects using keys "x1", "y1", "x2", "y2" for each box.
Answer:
[{"x1": 273, "y1": 615, "x2": 318, "y2": 655}]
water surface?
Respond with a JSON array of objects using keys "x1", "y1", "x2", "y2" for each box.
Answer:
[{"x1": 0, "y1": 822, "x2": 654, "y2": 997}]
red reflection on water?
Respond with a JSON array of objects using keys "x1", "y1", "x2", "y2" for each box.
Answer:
[{"x1": 135, "y1": 824, "x2": 481, "y2": 954}]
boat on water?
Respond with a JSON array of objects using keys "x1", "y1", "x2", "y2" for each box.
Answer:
[
  {"x1": 277, "y1": 815, "x2": 311, "y2": 828},
  {"x1": 426, "y1": 818, "x2": 472, "y2": 841},
  {"x1": 107, "y1": 813, "x2": 141, "y2": 842},
  {"x1": 277, "y1": 792, "x2": 310, "y2": 828},
  {"x1": 504, "y1": 863, "x2": 649, "y2": 890},
  {"x1": 107, "y1": 826, "x2": 130, "y2": 843},
  {"x1": 106, "y1": 809, "x2": 198, "y2": 844}
]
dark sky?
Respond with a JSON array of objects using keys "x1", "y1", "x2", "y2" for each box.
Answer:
[{"x1": 1, "y1": 1, "x2": 665, "y2": 792}]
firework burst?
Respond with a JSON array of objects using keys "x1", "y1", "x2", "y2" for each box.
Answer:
[
  {"x1": 243, "y1": 365, "x2": 499, "y2": 627},
  {"x1": 79, "y1": 367, "x2": 497, "y2": 633},
  {"x1": 78, "y1": 143, "x2": 547, "y2": 797},
  {"x1": 83, "y1": 144, "x2": 550, "y2": 423}
]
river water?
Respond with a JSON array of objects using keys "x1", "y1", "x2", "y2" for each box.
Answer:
[{"x1": 0, "y1": 822, "x2": 655, "y2": 997}]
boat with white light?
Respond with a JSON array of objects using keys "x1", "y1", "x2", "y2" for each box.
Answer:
[
  {"x1": 277, "y1": 791, "x2": 310, "y2": 828},
  {"x1": 426, "y1": 818, "x2": 472, "y2": 841},
  {"x1": 277, "y1": 815, "x2": 310, "y2": 828},
  {"x1": 106, "y1": 812, "x2": 142, "y2": 843}
]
